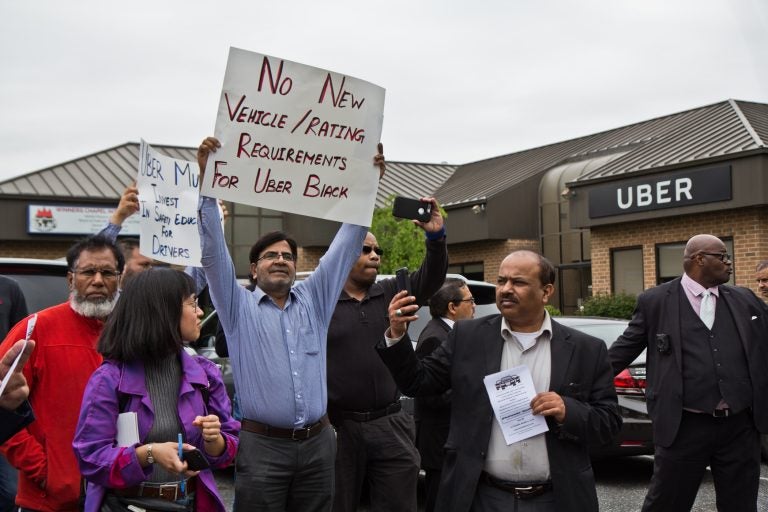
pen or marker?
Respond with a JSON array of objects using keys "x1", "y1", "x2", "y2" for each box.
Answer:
[{"x1": 178, "y1": 432, "x2": 185, "y2": 495}]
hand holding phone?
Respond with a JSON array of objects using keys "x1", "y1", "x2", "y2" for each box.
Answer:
[
  {"x1": 392, "y1": 196, "x2": 432, "y2": 223},
  {"x1": 183, "y1": 448, "x2": 210, "y2": 471}
]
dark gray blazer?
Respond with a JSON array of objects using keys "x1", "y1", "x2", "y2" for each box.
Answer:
[
  {"x1": 378, "y1": 315, "x2": 621, "y2": 512},
  {"x1": 608, "y1": 277, "x2": 768, "y2": 447}
]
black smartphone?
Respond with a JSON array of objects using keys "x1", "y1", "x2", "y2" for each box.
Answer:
[
  {"x1": 183, "y1": 448, "x2": 210, "y2": 471},
  {"x1": 392, "y1": 196, "x2": 432, "y2": 223},
  {"x1": 395, "y1": 267, "x2": 411, "y2": 295}
]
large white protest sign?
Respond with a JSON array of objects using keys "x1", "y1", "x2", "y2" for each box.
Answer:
[
  {"x1": 137, "y1": 140, "x2": 202, "y2": 266},
  {"x1": 202, "y1": 47, "x2": 385, "y2": 227}
]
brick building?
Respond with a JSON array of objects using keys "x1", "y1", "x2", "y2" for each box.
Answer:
[{"x1": 1, "y1": 99, "x2": 766, "y2": 313}]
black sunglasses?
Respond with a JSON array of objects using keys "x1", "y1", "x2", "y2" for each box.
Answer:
[
  {"x1": 699, "y1": 252, "x2": 731, "y2": 263},
  {"x1": 362, "y1": 245, "x2": 384, "y2": 256}
]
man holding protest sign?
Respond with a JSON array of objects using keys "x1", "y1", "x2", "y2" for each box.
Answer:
[{"x1": 197, "y1": 136, "x2": 385, "y2": 512}]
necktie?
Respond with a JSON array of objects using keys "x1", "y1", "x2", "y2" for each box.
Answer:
[{"x1": 700, "y1": 290, "x2": 715, "y2": 330}]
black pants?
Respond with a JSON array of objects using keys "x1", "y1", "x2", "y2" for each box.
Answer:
[
  {"x1": 422, "y1": 468, "x2": 441, "y2": 512},
  {"x1": 234, "y1": 426, "x2": 336, "y2": 512},
  {"x1": 332, "y1": 409, "x2": 420, "y2": 512},
  {"x1": 642, "y1": 410, "x2": 760, "y2": 512}
]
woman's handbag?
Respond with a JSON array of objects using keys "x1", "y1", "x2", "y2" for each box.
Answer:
[{"x1": 100, "y1": 492, "x2": 193, "y2": 512}]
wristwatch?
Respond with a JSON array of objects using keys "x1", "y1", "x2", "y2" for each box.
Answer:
[{"x1": 146, "y1": 444, "x2": 155, "y2": 465}]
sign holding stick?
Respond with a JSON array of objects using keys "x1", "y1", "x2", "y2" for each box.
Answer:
[
  {"x1": 202, "y1": 47, "x2": 385, "y2": 226},
  {"x1": 137, "y1": 140, "x2": 202, "y2": 266}
]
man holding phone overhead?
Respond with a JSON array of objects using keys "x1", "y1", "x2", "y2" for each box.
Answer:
[{"x1": 326, "y1": 196, "x2": 447, "y2": 512}]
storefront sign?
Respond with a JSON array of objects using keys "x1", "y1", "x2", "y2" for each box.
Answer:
[
  {"x1": 27, "y1": 204, "x2": 141, "y2": 235},
  {"x1": 588, "y1": 165, "x2": 731, "y2": 218}
]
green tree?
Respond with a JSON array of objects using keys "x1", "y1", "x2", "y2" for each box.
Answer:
[{"x1": 370, "y1": 195, "x2": 435, "y2": 274}]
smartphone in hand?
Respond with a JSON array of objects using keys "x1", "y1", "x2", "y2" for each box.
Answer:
[
  {"x1": 183, "y1": 448, "x2": 210, "y2": 471},
  {"x1": 392, "y1": 196, "x2": 432, "y2": 223},
  {"x1": 395, "y1": 267, "x2": 411, "y2": 295}
]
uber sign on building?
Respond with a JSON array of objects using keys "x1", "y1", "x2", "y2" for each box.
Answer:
[{"x1": 588, "y1": 165, "x2": 732, "y2": 218}]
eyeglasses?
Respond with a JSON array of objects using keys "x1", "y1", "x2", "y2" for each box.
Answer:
[
  {"x1": 71, "y1": 268, "x2": 121, "y2": 280},
  {"x1": 456, "y1": 297, "x2": 475, "y2": 304},
  {"x1": 184, "y1": 298, "x2": 199, "y2": 310},
  {"x1": 362, "y1": 245, "x2": 384, "y2": 256},
  {"x1": 699, "y1": 252, "x2": 731, "y2": 262},
  {"x1": 258, "y1": 251, "x2": 295, "y2": 262}
]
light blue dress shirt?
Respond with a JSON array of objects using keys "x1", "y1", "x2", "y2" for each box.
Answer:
[{"x1": 197, "y1": 196, "x2": 367, "y2": 428}]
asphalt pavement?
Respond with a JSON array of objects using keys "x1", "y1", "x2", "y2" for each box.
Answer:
[{"x1": 214, "y1": 458, "x2": 768, "y2": 511}]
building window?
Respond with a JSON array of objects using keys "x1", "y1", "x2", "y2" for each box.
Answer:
[
  {"x1": 228, "y1": 203, "x2": 284, "y2": 278},
  {"x1": 611, "y1": 247, "x2": 643, "y2": 295},
  {"x1": 655, "y1": 239, "x2": 734, "y2": 285},
  {"x1": 448, "y1": 262, "x2": 484, "y2": 282}
]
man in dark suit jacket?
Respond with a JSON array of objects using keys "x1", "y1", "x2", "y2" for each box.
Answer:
[
  {"x1": 379, "y1": 250, "x2": 621, "y2": 512},
  {"x1": 609, "y1": 234, "x2": 768, "y2": 512},
  {"x1": 414, "y1": 279, "x2": 475, "y2": 512}
]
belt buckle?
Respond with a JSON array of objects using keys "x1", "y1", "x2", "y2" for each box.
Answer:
[
  {"x1": 291, "y1": 426, "x2": 311, "y2": 441},
  {"x1": 513, "y1": 485, "x2": 534, "y2": 499},
  {"x1": 713, "y1": 408, "x2": 730, "y2": 417},
  {"x1": 158, "y1": 483, "x2": 179, "y2": 501}
]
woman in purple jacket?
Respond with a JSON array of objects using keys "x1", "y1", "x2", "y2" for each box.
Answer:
[{"x1": 73, "y1": 268, "x2": 239, "y2": 512}]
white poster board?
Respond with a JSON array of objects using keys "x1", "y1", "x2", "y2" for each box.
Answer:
[
  {"x1": 201, "y1": 47, "x2": 385, "y2": 227},
  {"x1": 137, "y1": 140, "x2": 202, "y2": 266}
]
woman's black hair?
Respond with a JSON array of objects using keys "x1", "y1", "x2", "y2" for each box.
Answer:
[{"x1": 98, "y1": 267, "x2": 195, "y2": 363}]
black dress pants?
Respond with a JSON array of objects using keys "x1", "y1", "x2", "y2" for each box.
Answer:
[{"x1": 642, "y1": 410, "x2": 760, "y2": 512}]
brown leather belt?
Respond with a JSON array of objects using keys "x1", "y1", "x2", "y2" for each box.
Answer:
[
  {"x1": 340, "y1": 401, "x2": 402, "y2": 422},
  {"x1": 481, "y1": 472, "x2": 552, "y2": 500},
  {"x1": 241, "y1": 415, "x2": 330, "y2": 441},
  {"x1": 115, "y1": 478, "x2": 194, "y2": 501}
]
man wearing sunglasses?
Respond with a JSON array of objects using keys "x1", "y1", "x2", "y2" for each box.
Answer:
[
  {"x1": 326, "y1": 198, "x2": 447, "y2": 512},
  {"x1": 609, "y1": 234, "x2": 768, "y2": 511}
]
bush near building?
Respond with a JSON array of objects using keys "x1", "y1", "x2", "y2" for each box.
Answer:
[{"x1": 580, "y1": 292, "x2": 637, "y2": 320}]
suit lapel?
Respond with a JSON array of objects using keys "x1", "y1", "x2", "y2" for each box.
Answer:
[
  {"x1": 550, "y1": 322, "x2": 574, "y2": 392},
  {"x1": 718, "y1": 287, "x2": 750, "y2": 354},
  {"x1": 483, "y1": 316, "x2": 504, "y2": 376},
  {"x1": 665, "y1": 279, "x2": 683, "y2": 373}
]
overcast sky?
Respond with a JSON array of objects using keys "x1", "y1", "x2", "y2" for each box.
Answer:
[{"x1": 1, "y1": 0, "x2": 766, "y2": 183}]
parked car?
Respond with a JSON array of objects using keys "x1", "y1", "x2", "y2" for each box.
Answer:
[
  {"x1": 555, "y1": 316, "x2": 651, "y2": 459},
  {"x1": 0, "y1": 257, "x2": 69, "y2": 313}
]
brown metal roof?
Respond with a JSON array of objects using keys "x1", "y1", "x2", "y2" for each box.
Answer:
[
  {"x1": 436, "y1": 99, "x2": 767, "y2": 206},
  {"x1": 2, "y1": 99, "x2": 763, "y2": 209},
  {"x1": 0, "y1": 143, "x2": 456, "y2": 208}
]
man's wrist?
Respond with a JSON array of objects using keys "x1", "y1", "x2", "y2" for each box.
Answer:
[
  {"x1": 384, "y1": 328, "x2": 406, "y2": 347},
  {"x1": 425, "y1": 226, "x2": 446, "y2": 241}
]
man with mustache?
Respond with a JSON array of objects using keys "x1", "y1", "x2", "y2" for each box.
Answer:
[
  {"x1": 196, "y1": 136, "x2": 386, "y2": 512},
  {"x1": 326, "y1": 201, "x2": 447, "y2": 512},
  {"x1": 0, "y1": 235, "x2": 123, "y2": 512},
  {"x1": 379, "y1": 250, "x2": 621, "y2": 512}
]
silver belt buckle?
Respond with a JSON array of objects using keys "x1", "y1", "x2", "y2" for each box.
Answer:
[{"x1": 159, "y1": 483, "x2": 179, "y2": 500}]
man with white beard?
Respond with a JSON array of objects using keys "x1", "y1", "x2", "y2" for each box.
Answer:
[{"x1": 0, "y1": 235, "x2": 123, "y2": 512}]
